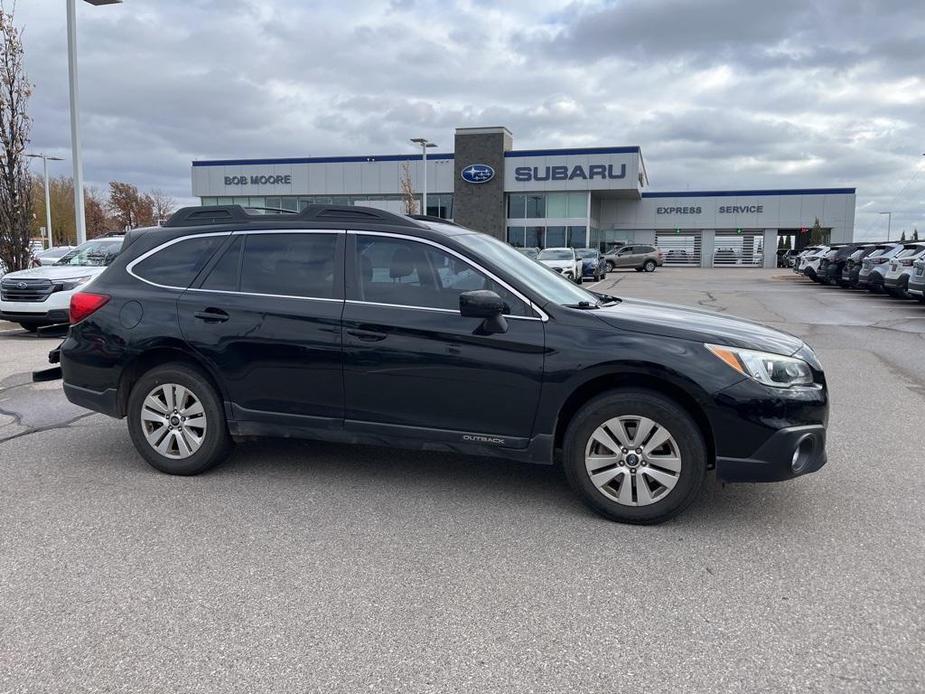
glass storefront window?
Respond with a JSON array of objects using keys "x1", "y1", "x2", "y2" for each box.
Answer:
[
  {"x1": 546, "y1": 226, "x2": 566, "y2": 248},
  {"x1": 507, "y1": 226, "x2": 526, "y2": 247},
  {"x1": 526, "y1": 226, "x2": 543, "y2": 249},
  {"x1": 280, "y1": 198, "x2": 298, "y2": 212},
  {"x1": 546, "y1": 193, "x2": 567, "y2": 218},
  {"x1": 567, "y1": 192, "x2": 588, "y2": 217},
  {"x1": 525, "y1": 194, "x2": 545, "y2": 218},
  {"x1": 508, "y1": 194, "x2": 526, "y2": 218},
  {"x1": 568, "y1": 226, "x2": 587, "y2": 248}
]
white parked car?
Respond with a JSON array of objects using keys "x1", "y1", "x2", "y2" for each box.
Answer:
[
  {"x1": 537, "y1": 247, "x2": 583, "y2": 283},
  {"x1": 0, "y1": 237, "x2": 123, "y2": 331},
  {"x1": 883, "y1": 242, "x2": 925, "y2": 298},
  {"x1": 32, "y1": 245, "x2": 76, "y2": 267}
]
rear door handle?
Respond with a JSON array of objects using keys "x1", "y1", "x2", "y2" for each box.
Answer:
[
  {"x1": 193, "y1": 309, "x2": 229, "y2": 323},
  {"x1": 346, "y1": 329, "x2": 387, "y2": 342}
]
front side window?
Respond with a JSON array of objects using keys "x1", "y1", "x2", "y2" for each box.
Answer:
[
  {"x1": 240, "y1": 233, "x2": 337, "y2": 298},
  {"x1": 355, "y1": 236, "x2": 529, "y2": 316},
  {"x1": 132, "y1": 236, "x2": 225, "y2": 287}
]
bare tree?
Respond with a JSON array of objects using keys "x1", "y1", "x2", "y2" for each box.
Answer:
[
  {"x1": 399, "y1": 162, "x2": 418, "y2": 215},
  {"x1": 0, "y1": 2, "x2": 34, "y2": 272},
  {"x1": 149, "y1": 188, "x2": 176, "y2": 225}
]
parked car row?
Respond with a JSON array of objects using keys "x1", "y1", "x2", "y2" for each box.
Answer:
[
  {"x1": 792, "y1": 241, "x2": 925, "y2": 303},
  {"x1": 518, "y1": 245, "x2": 664, "y2": 283}
]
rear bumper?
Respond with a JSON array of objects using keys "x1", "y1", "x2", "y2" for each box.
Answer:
[
  {"x1": 884, "y1": 274, "x2": 909, "y2": 290},
  {"x1": 908, "y1": 277, "x2": 924, "y2": 297},
  {"x1": 63, "y1": 382, "x2": 121, "y2": 418},
  {"x1": 716, "y1": 425, "x2": 827, "y2": 482},
  {"x1": 858, "y1": 272, "x2": 884, "y2": 288}
]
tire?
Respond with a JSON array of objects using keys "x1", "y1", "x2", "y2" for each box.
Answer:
[
  {"x1": 606, "y1": 261, "x2": 615, "y2": 273},
  {"x1": 18, "y1": 323, "x2": 38, "y2": 333},
  {"x1": 634, "y1": 267, "x2": 643, "y2": 272},
  {"x1": 644, "y1": 260, "x2": 657, "y2": 273},
  {"x1": 127, "y1": 362, "x2": 233, "y2": 475},
  {"x1": 562, "y1": 390, "x2": 707, "y2": 524},
  {"x1": 576, "y1": 275, "x2": 583, "y2": 285}
]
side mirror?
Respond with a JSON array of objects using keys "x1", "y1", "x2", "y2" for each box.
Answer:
[{"x1": 459, "y1": 290, "x2": 508, "y2": 334}]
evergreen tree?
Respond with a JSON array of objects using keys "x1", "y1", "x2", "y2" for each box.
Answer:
[{"x1": 900, "y1": 231, "x2": 906, "y2": 241}]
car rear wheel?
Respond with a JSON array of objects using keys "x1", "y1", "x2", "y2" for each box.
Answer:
[
  {"x1": 18, "y1": 323, "x2": 38, "y2": 333},
  {"x1": 563, "y1": 390, "x2": 707, "y2": 524},
  {"x1": 127, "y1": 362, "x2": 233, "y2": 475},
  {"x1": 643, "y1": 260, "x2": 657, "y2": 272}
]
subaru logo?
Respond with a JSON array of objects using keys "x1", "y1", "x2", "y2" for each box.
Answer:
[
  {"x1": 17, "y1": 282, "x2": 27, "y2": 289},
  {"x1": 461, "y1": 164, "x2": 494, "y2": 184}
]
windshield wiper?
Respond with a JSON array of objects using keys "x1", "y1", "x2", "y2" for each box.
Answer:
[{"x1": 564, "y1": 300, "x2": 600, "y2": 310}]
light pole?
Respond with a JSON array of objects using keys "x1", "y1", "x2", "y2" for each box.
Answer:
[
  {"x1": 26, "y1": 153, "x2": 65, "y2": 249},
  {"x1": 879, "y1": 211, "x2": 892, "y2": 240},
  {"x1": 68, "y1": 0, "x2": 123, "y2": 245},
  {"x1": 410, "y1": 138, "x2": 437, "y2": 215}
]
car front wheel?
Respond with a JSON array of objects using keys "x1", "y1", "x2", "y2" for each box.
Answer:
[
  {"x1": 606, "y1": 261, "x2": 615, "y2": 273},
  {"x1": 127, "y1": 362, "x2": 233, "y2": 475},
  {"x1": 563, "y1": 390, "x2": 707, "y2": 524}
]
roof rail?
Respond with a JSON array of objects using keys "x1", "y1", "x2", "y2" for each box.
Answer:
[{"x1": 164, "y1": 204, "x2": 423, "y2": 228}]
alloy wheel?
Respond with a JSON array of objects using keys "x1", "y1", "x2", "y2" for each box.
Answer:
[
  {"x1": 140, "y1": 383, "x2": 207, "y2": 459},
  {"x1": 584, "y1": 415, "x2": 682, "y2": 506}
]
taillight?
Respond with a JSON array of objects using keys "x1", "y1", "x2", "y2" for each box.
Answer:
[{"x1": 69, "y1": 291, "x2": 110, "y2": 324}]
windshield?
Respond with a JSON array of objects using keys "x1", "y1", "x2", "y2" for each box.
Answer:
[
  {"x1": 576, "y1": 249, "x2": 597, "y2": 259},
  {"x1": 453, "y1": 233, "x2": 601, "y2": 307},
  {"x1": 54, "y1": 239, "x2": 122, "y2": 267},
  {"x1": 537, "y1": 248, "x2": 574, "y2": 260}
]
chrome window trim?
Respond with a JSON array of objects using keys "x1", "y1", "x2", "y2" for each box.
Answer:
[
  {"x1": 344, "y1": 299, "x2": 540, "y2": 321},
  {"x1": 186, "y1": 287, "x2": 343, "y2": 303},
  {"x1": 126, "y1": 231, "x2": 236, "y2": 291},
  {"x1": 126, "y1": 229, "x2": 342, "y2": 294},
  {"x1": 349, "y1": 230, "x2": 549, "y2": 322}
]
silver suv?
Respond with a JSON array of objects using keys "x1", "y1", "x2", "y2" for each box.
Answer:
[{"x1": 604, "y1": 244, "x2": 663, "y2": 273}]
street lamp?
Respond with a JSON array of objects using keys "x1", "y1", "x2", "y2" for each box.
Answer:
[
  {"x1": 879, "y1": 211, "x2": 892, "y2": 240},
  {"x1": 68, "y1": 0, "x2": 123, "y2": 245},
  {"x1": 410, "y1": 138, "x2": 437, "y2": 215},
  {"x1": 26, "y1": 154, "x2": 65, "y2": 249}
]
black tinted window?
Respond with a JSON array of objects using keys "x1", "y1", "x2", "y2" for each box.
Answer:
[
  {"x1": 201, "y1": 236, "x2": 242, "y2": 291},
  {"x1": 241, "y1": 233, "x2": 337, "y2": 298},
  {"x1": 355, "y1": 236, "x2": 529, "y2": 316},
  {"x1": 133, "y1": 236, "x2": 225, "y2": 287}
]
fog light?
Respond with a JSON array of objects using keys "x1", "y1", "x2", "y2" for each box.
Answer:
[{"x1": 791, "y1": 435, "x2": 816, "y2": 474}]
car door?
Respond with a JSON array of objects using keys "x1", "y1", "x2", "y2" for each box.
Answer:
[
  {"x1": 614, "y1": 246, "x2": 636, "y2": 268},
  {"x1": 341, "y1": 231, "x2": 545, "y2": 445},
  {"x1": 177, "y1": 230, "x2": 345, "y2": 427}
]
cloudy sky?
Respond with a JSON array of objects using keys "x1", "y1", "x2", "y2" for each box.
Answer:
[{"x1": 15, "y1": 0, "x2": 925, "y2": 239}]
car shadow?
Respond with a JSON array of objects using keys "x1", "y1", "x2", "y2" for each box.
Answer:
[{"x1": 206, "y1": 437, "x2": 795, "y2": 527}]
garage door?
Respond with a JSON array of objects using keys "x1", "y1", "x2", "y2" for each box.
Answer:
[
  {"x1": 655, "y1": 231, "x2": 702, "y2": 266},
  {"x1": 713, "y1": 231, "x2": 764, "y2": 267}
]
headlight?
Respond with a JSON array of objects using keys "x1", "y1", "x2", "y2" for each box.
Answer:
[
  {"x1": 706, "y1": 343, "x2": 815, "y2": 388},
  {"x1": 55, "y1": 276, "x2": 92, "y2": 291}
]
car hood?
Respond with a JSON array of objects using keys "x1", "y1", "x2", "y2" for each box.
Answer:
[
  {"x1": 540, "y1": 259, "x2": 573, "y2": 268},
  {"x1": 1, "y1": 265, "x2": 106, "y2": 281},
  {"x1": 593, "y1": 297, "x2": 804, "y2": 356}
]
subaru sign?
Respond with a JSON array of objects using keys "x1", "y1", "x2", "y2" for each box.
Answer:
[{"x1": 461, "y1": 164, "x2": 495, "y2": 184}]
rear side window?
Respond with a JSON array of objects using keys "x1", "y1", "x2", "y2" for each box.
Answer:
[
  {"x1": 240, "y1": 233, "x2": 337, "y2": 298},
  {"x1": 133, "y1": 236, "x2": 226, "y2": 288},
  {"x1": 201, "y1": 236, "x2": 243, "y2": 291}
]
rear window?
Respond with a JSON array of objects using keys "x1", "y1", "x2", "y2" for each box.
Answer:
[
  {"x1": 132, "y1": 236, "x2": 226, "y2": 287},
  {"x1": 240, "y1": 233, "x2": 337, "y2": 298}
]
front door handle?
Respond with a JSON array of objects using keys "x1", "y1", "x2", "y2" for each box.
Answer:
[
  {"x1": 193, "y1": 308, "x2": 229, "y2": 323},
  {"x1": 346, "y1": 329, "x2": 387, "y2": 342}
]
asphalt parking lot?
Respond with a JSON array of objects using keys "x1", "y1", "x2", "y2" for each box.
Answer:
[{"x1": 1, "y1": 268, "x2": 923, "y2": 693}]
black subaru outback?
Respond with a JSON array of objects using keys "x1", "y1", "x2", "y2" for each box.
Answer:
[{"x1": 46, "y1": 205, "x2": 828, "y2": 524}]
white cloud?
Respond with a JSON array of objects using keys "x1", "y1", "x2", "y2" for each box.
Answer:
[{"x1": 13, "y1": 0, "x2": 925, "y2": 237}]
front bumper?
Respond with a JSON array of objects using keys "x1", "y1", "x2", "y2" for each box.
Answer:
[{"x1": 716, "y1": 425, "x2": 827, "y2": 482}]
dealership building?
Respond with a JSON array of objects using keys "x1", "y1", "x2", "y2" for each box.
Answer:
[{"x1": 191, "y1": 126, "x2": 856, "y2": 268}]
